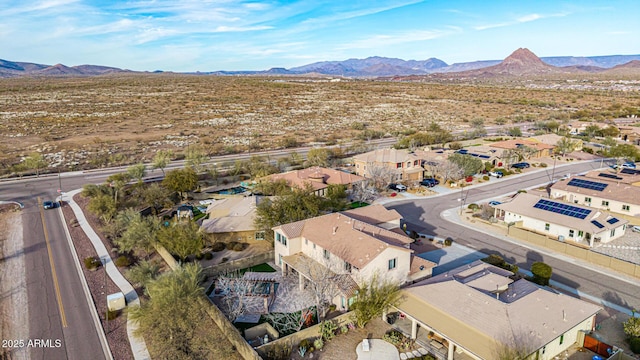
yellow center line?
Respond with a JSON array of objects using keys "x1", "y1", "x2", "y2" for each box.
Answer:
[{"x1": 38, "y1": 197, "x2": 68, "y2": 328}]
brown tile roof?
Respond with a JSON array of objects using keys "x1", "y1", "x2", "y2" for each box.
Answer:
[
  {"x1": 489, "y1": 138, "x2": 554, "y2": 151},
  {"x1": 342, "y1": 204, "x2": 402, "y2": 225},
  {"x1": 261, "y1": 166, "x2": 364, "y2": 191},
  {"x1": 409, "y1": 256, "x2": 437, "y2": 275},
  {"x1": 398, "y1": 261, "x2": 601, "y2": 359},
  {"x1": 551, "y1": 175, "x2": 640, "y2": 205},
  {"x1": 282, "y1": 253, "x2": 359, "y2": 298},
  {"x1": 495, "y1": 192, "x2": 628, "y2": 233},
  {"x1": 352, "y1": 148, "x2": 421, "y2": 164},
  {"x1": 274, "y1": 205, "x2": 413, "y2": 269}
]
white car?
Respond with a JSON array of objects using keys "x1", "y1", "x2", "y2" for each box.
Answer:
[{"x1": 632, "y1": 226, "x2": 640, "y2": 233}]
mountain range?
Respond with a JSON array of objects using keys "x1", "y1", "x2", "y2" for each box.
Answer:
[{"x1": 2, "y1": 49, "x2": 640, "y2": 78}]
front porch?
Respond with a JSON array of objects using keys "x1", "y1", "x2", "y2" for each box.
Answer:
[{"x1": 385, "y1": 311, "x2": 476, "y2": 360}]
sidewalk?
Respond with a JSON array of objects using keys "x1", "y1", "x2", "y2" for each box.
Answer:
[{"x1": 63, "y1": 188, "x2": 151, "y2": 360}]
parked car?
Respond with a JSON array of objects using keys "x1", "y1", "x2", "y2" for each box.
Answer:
[
  {"x1": 511, "y1": 162, "x2": 530, "y2": 169},
  {"x1": 420, "y1": 178, "x2": 440, "y2": 187},
  {"x1": 622, "y1": 162, "x2": 636, "y2": 169},
  {"x1": 632, "y1": 226, "x2": 640, "y2": 233},
  {"x1": 488, "y1": 200, "x2": 502, "y2": 206},
  {"x1": 488, "y1": 171, "x2": 503, "y2": 178},
  {"x1": 388, "y1": 183, "x2": 407, "y2": 192},
  {"x1": 43, "y1": 200, "x2": 56, "y2": 209}
]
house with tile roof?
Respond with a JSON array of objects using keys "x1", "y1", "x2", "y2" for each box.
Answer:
[
  {"x1": 390, "y1": 260, "x2": 601, "y2": 360},
  {"x1": 551, "y1": 174, "x2": 640, "y2": 221},
  {"x1": 493, "y1": 192, "x2": 628, "y2": 247},
  {"x1": 352, "y1": 148, "x2": 426, "y2": 182},
  {"x1": 200, "y1": 196, "x2": 266, "y2": 243},
  {"x1": 259, "y1": 166, "x2": 365, "y2": 197},
  {"x1": 272, "y1": 204, "x2": 436, "y2": 310}
]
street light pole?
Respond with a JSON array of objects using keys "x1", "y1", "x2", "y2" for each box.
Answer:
[{"x1": 101, "y1": 256, "x2": 109, "y2": 334}]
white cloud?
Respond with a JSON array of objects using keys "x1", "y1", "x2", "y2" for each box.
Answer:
[
  {"x1": 475, "y1": 11, "x2": 569, "y2": 31},
  {"x1": 338, "y1": 27, "x2": 461, "y2": 50},
  {"x1": 213, "y1": 25, "x2": 273, "y2": 32}
]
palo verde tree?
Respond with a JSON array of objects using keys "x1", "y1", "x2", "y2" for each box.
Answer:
[
  {"x1": 448, "y1": 153, "x2": 483, "y2": 177},
  {"x1": 350, "y1": 274, "x2": 402, "y2": 328},
  {"x1": 22, "y1": 152, "x2": 47, "y2": 177},
  {"x1": 157, "y1": 220, "x2": 204, "y2": 261},
  {"x1": 152, "y1": 150, "x2": 172, "y2": 175},
  {"x1": 162, "y1": 167, "x2": 198, "y2": 200}
]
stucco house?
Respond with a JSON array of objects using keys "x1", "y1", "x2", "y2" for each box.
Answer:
[
  {"x1": 550, "y1": 175, "x2": 640, "y2": 219},
  {"x1": 391, "y1": 260, "x2": 602, "y2": 360},
  {"x1": 200, "y1": 196, "x2": 266, "y2": 243},
  {"x1": 259, "y1": 166, "x2": 365, "y2": 197},
  {"x1": 272, "y1": 205, "x2": 435, "y2": 310},
  {"x1": 493, "y1": 192, "x2": 628, "y2": 247},
  {"x1": 353, "y1": 148, "x2": 426, "y2": 182}
]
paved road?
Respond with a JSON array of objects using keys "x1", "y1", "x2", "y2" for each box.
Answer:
[{"x1": 387, "y1": 160, "x2": 640, "y2": 311}]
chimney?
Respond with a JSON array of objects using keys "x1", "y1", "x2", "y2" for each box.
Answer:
[{"x1": 333, "y1": 226, "x2": 337, "y2": 235}]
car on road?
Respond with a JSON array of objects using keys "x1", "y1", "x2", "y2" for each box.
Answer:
[
  {"x1": 488, "y1": 171, "x2": 503, "y2": 178},
  {"x1": 43, "y1": 200, "x2": 56, "y2": 209},
  {"x1": 632, "y1": 226, "x2": 640, "y2": 233},
  {"x1": 622, "y1": 162, "x2": 636, "y2": 169},
  {"x1": 488, "y1": 200, "x2": 502, "y2": 206},
  {"x1": 420, "y1": 178, "x2": 440, "y2": 187},
  {"x1": 388, "y1": 183, "x2": 407, "y2": 192},
  {"x1": 511, "y1": 162, "x2": 530, "y2": 169}
]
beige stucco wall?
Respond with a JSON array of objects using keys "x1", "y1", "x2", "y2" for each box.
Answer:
[
  {"x1": 552, "y1": 188, "x2": 640, "y2": 217},
  {"x1": 534, "y1": 315, "x2": 595, "y2": 360},
  {"x1": 358, "y1": 247, "x2": 412, "y2": 286}
]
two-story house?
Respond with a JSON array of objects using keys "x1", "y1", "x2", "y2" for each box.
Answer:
[
  {"x1": 259, "y1": 166, "x2": 365, "y2": 197},
  {"x1": 352, "y1": 148, "x2": 426, "y2": 182},
  {"x1": 272, "y1": 205, "x2": 435, "y2": 310}
]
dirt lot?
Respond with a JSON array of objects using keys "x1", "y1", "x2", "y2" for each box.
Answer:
[{"x1": 1, "y1": 74, "x2": 638, "y2": 175}]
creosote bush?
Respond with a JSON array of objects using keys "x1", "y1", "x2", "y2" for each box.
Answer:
[{"x1": 84, "y1": 256, "x2": 101, "y2": 270}]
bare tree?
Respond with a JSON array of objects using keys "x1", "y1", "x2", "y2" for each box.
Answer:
[
  {"x1": 493, "y1": 329, "x2": 538, "y2": 360},
  {"x1": 434, "y1": 160, "x2": 464, "y2": 184},
  {"x1": 365, "y1": 162, "x2": 396, "y2": 191},
  {"x1": 215, "y1": 272, "x2": 254, "y2": 322},
  {"x1": 350, "y1": 179, "x2": 378, "y2": 204}
]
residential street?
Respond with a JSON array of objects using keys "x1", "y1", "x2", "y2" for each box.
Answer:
[{"x1": 386, "y1": 160, "x2": 640, "y2": 312}]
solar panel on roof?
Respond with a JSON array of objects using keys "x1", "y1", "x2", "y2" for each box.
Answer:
[
  {"x1": 567, "y1": 178, "x2": 608, "y2": 191},
  {"x1": 591, "y1": 220, "x2": 605, "y2": 229},
  {"x1": 607, "y1": 217, "x2": 619, "y2": 224},
  {"x1": 621, "y1": 168, "x2": 640, "y2": 175},
  {"x1": 533, "y1": 199, "x2": 591, "y2": 219},
  {"x1": 598, "y1": 173, "x2": 623, "y2": 180}
]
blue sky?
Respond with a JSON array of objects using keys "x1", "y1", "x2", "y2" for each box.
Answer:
[{"x1": 2, "y1": 0, "x2": 639, "y2": 71}]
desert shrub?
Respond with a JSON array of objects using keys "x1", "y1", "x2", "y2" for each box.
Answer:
[
  {"x1": 226, "y1": 242, "x2": 238, "y2": 250},
  {"x1": 105, "y1": 309, "x2": 119, "y2": 320},
  {"x1": 420, "y1": 355, "x2": 436, "y2": 360},
  {"x1": 467, "y1": 203, "x2": 479, "y2": 211},
  {"x1": 540, "y1": 163, "x2": 548, "y2": 167},
  {"x1": 383, "y1": 330, "x2": 404, "y2": 346},
  {"x1": 313, "y1": 338, "x2": 324, "y2": 351},
  {"x1": 299, "y1": 338, "x2": 312, "y2": 350},
  {"x1": 263, "y1": 342, "x2": 291, "y2": 360},
  {"x1": 320, "y1": 320, "x2": 338, "y2": 341},
  {"x1": 482, "y1": 175, "x2": 490, "y2": 181},
  {"x1": 444, "y1": 238, "x2": 453, "y2": 246},
  {"x1": 84, "y1": 256, "x2": 101, "y2": 270},
  {"x1": 211, "y1": 242, "x2": 225, "y2": 252},
  {"x1": 623, "y1": 317, "x2": 640, "y2": 338},
  {"x1": 203, "y1": 252, "x2": 213, "y2": 260},
  {"x1": 115, "y1": 255, "x2": 131, "y2": 267},
  {"x1": 221, "y1": 257, "x2": 229, "y2": 263},
  {"x1": 531, "y1": 262, "x2": 552, "y2": 286},
  {"x1": 340, "y1": 325, "x2": 349, "y2": 334},
  {"x1": 630, "y1": 337, "x2": 640, "y2": 354},
  {"x1": 195, "y1": 253, "x2": 204, "y2": 260},
  {"x1": 232, "y1": 243, "x2": 246, "y2": 251}
]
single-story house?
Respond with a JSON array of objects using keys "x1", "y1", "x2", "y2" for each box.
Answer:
[
  {"x1": 493, "y1": 192, "x2": 629, "y2": 247},
  {"x1": 391, "y1": 260, "x2": 602, "y2": 360},
  {"x1": 200, "y1": 196, "x2": 266, "y2": 243},
  {"x1": 259, "y1": 166, "x2": 365, "y2": 197}
]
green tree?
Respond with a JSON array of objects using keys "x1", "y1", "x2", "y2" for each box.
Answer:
[
  {"x1": 531, "y1": 262, "x2": 552, "y2": 286},
  {"x1": 322, "y1": 184, "x2": 348, "y2": 212},
  {"x1": 162, "y1": 168, "x2": 198, "y2": 200},
  {"x1": 87, "y1": 194, "x2": 117, "y2": 223},
  {"x1": 106, "y1": 172, "x2": 132, "y2": 207},
  {"x1": 114, "y1": 212, "x2": 160, "y2": 258},
  {"x1": 130, "y1": 263, "x2": 211, "y2": 360},
  {"x1": 448, "y1": 153, "x2": 483, "y2": 177},
  {"x1": 584, "y1": 124, "x2": 601, "y2": 138},
  {"x1": 246, "y1": 155, "x2": 277, "y2": 179},
  {"x1": 254, "y1": 179, "x2": 290, "y2": 196},
  {"x1": 608, "y1": 144, "x2": 640, "y2": 162},
  {"x1": 350, "y1": 275, "x2": 402, "y2": 328},
  {"x1": 602, "y1": 137, "x2": 617, "y2": 147},
  {"x1": 306, "y1": 148, "x2": 331, "y2": 167},
  {"x1": 157, "y1": 221, "x2": 204, "y2": 261},
  {"x1": 555, "y1": 137, "x2": 579, "y2": 157},
  {"x1": 185, "y1": 145, "x2": 208, "y2": 173},
  {"x1": 230, "y1": 160, "x2": 246, "y2": 181},
  {"x1": 22, "y1": 152, "x2": 47, "y2": 177},
  {"x1": 127, "y1": 163, "x2": 147, "y2": 183},
  {"x1": 599, "y1": 126, "x2": 620, "y2": 137},
  {"x1": 141, "y1": 183, "x2": 171, "y2": 215},
  {"x1": 507, "y1": 127, "x2": 522, "y2": 137},
  {"x1": 127, "y1": 260, "x2": 161, "y2": 288},
  {"x1": 152, "y1": 150, "x2": 172, "y2": 175},
  {"x1": 623, "y1": 316, "x2": 640, "y2": 338}
]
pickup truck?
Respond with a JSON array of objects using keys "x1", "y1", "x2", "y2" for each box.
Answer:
[{"x1": 488, "y1": 171, "x2": 503, "y2": 178}]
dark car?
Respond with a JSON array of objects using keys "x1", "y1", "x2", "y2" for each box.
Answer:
[
  {"x1": 420, "y1": 178, "x2": 440, "y2": 187},
  {"x1": 43, "y1": 200, "x2": 56, "y2": 209},
  {"x1": 388, "y1": 183, "x2": 407, "y2": 192},
  {"x1": 511, "y1": 162, "x2": 530, "y2": 169}
]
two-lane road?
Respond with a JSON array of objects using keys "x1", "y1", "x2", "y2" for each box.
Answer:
[{"x1": 387, "y1": 160, "x2": 640, "y2": 311}]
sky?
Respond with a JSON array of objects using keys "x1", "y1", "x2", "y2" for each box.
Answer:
[{"x1": 2, "y1": 0, "x2": 639, "y2": 72}]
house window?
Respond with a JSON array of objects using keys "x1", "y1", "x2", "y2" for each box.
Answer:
[
  {"x1": 276, "y1": 233, "x2": 281, "y2": 243},
  {"x1": 602, "y1": 200, "x2": 609, "y2": 206},
  {"x1": 279, "y1": 254, "x2": 282, "y2": 265},
  {"x1": 281, "y1": 236, "x2": 287, "y2": 246},
  {"x1": 560, "y1": 334, "x2": 564, "y2": 345},
  {"x1": 255, "y1": 231, "x2": 265, "y2": 241},
  {"x1": 585, "y1": 197, "x2": 591, "y2": 203},
  {"x1": 623, "y1": 204, "x2": 630, "y2": 211},
  {"x1": 569, "y1": 230, "x2": 574, "y2": 238},
  {"x1": 388, "y1": 258, "x2": 397, "y2": 270},
  {"x1": 545, "y1": 223, "x2": 550, "y2": 231},
  {"x1": 313, "y1": 243, "x2": 316, "y2": 249},
  {"x1": 610, "y1": 229, "x2": 615, "y2": 237},
  {"x1": 406, "y1": 161, "x2": 411, "y2": 168},
  {"x1": 344, "y1": 261, "x2": 352, "y2": 272},
  {"x1": 324, "y1": 249, "x2": 330, "y2": 259},
  {"x1": 578, "y1": 230, "x2": 584, "y2": 237},
  {"x1": 396, "y1": 162, "x2": 402, "y2": 168},
  {"x1": 414, "y1": 160, "x2": 418, "y2": 166},
  {"x1": 305, "y1": 239, "x2": 308, "y2": 246}
]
